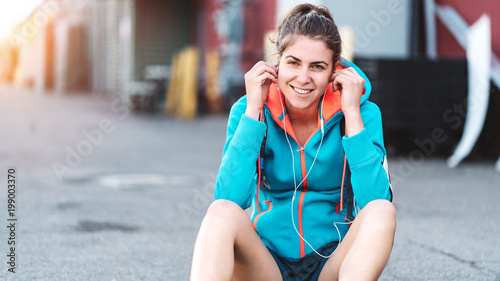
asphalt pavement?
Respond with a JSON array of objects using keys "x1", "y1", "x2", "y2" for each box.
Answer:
[{"x1": 0, "y1": 86, "x2": 499, "y2": 281}]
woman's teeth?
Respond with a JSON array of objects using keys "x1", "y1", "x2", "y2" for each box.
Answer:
[{"x1": 293, "y1": 86, "x2": 313, "y2": 94}]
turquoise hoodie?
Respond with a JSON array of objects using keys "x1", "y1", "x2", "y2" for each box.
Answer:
[{"x1": 214, "y1": 58, "x2": 392, "y2": 259}]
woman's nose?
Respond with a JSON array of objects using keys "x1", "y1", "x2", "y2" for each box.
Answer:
[{"x1": 296, "y1": 68, "x2": 311, "y2": 85}]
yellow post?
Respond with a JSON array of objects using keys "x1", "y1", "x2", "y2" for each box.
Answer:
[
  {"x1": 165, "y1": 52, "x2": 180, "y2": 116},
  {"x1": 165, "y1": 47, "x2": 200, "y2": 120},
  {"x1": 178, "y1": 47, "x2": 199, "y2": 120},
  {"x1": 206, "y1": 50, "x2": 223, "y2": 113}
]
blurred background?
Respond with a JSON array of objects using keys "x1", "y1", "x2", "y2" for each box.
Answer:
[
  {"x1": 0, "y1": 0, "x2": 499, "y2": 157},
  {"x1": 1, "y1": 0, "x2": 500, "y2": 280}
]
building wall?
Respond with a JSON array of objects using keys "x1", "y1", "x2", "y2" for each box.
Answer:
[
  {"x1": 436, "y1": 0, "x2": 500, "y2": 58},
  {"x1": 195, "y1": 0, "x2": 276, "y2": 71},
  {"x1": 88, "y1": 0, "x2": 135, "y2": 99},
  {"x1": 90, "y1": 0, "x2": 121, "y2": 95},
  {"x1": 8, "y1": 0, "x2": 92, "y2": 92},
  {"x1": 241, "y1": 0, "x2": 277, "y2": 71},
  {"x1": 133, "y1": 0, "x2": 193, "y2": 81},
  {"x1": 193, "y1": 0, "x2": 219, "y2": 53}
]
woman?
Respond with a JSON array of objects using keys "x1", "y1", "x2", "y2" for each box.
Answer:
[{"x1": 191, "y1": 4, "x2": 396, "y2": 281}]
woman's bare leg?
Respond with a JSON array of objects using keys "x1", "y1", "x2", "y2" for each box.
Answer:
[
  {"x1": 190, "y1": 199, "x2": 282, "y2": 281},
  {"x1": 318, "y1": 199, "x2": 396, "y2": 281}
]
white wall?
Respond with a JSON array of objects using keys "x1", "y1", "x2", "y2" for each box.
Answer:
[
  {"x1": 276, "y1": 0, "x2": 412, "y2": 59},
  {"x1": 277, "y1": 0, "x2": 322, "y2": 24},
  {"x1": 326, "y1": 0, "x2": 412, "y2": 58}
]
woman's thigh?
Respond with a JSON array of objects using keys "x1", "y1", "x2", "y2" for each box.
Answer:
[
  {"x1": 208, "y1": 200, "x2": 283, "y2": 281},
  {"x1": 317, "y1": 199, "x2": 396, "y2": 281}
]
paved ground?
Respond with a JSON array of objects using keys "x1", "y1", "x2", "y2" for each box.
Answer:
[{"x1": 0, "y1": 86, "x2": 499, "y2": 280}]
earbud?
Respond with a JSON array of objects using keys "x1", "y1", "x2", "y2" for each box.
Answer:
[{"x1": 320, "y1": 89, "x2": 327, "y2": 136}]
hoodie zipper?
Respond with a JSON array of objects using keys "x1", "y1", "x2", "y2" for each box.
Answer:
[
  {"x1": 293, "y1": 116, "x2": 323, "y2": 258},
  {"x1": 297, "y1": 146, "x2": 308, "y2": 258}
]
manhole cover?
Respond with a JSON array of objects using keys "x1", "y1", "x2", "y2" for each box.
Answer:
[{"x1": 97, "y1": 173, "x2": 195, "y2": 189}]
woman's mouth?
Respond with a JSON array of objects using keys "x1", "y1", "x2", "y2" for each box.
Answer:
[{"x1": 291, "y1": 86, "x2": 313, "y2": 96}]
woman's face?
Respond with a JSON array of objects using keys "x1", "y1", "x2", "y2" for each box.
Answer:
[{"x1": 277, "y1": 35, "x2": 334, "y2": 112}]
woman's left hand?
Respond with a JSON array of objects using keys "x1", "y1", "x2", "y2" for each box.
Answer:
[{"x1": 332, "y1": 67, "x2": 365, "y2": 116}]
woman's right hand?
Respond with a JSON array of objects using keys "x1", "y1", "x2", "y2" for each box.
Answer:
[{"x1": 244, "y1": 61, "x2": 278, "y2": 120}]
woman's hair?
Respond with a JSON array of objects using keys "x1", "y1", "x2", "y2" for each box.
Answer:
[{"x1": 274, "y1": 4, "x2": 342, "y2": 67}]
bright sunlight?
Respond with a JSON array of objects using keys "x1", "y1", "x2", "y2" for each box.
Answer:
[{"x1": 0, "y1": 0, "x2": 44, "y2": 41}]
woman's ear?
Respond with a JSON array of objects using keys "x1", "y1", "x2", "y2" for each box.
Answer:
[
  {"x1": 330, "y1": 62, "x2": 340, "y2": 82},
  {"x1": 330, "y1": 70, "x2": 336, "y2": 82}
]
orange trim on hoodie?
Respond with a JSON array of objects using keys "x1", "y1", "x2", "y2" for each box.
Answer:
[{"x1": 253, "y1": 201, "x2": 273, "y2": 231}]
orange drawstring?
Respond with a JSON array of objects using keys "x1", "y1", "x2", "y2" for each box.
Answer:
[
  {"x1": 256, "y1": 108, "x2": 264, "y2": 213},
  {"x1": 256, "y1": 156, "x2": 261, "y2": 213},
  {"x1": 340, "y1": 154, "x2": 347, "y2": 211},
  {"x1": 340, "y1": 120, "x2": 347, "y2": 211}
]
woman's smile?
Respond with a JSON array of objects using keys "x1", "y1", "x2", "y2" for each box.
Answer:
[{"x1": 290, "y1": 85, "x2": 314, "y2": 96}]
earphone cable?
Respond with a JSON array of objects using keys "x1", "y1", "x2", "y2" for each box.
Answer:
[{"x1": 278, "y1": 87, "x2": 345, "y2": 258}]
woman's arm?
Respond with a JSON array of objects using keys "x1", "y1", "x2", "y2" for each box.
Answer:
[
  {"x1": 333, "y1": 66, "x2": 391, "y2": 209},
  {"x1": 341, "y1": 102, "x2": 391, "y2": 209},
  {"x1": 214, "y1": 97, "x2": 267, "y2": 209},
  {"x1": 214, "y1": 61, "x2": 276, "y2": 208}
]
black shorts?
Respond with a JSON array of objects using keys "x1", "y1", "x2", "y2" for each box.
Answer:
[{"x1": 267, "y1": 242, "x2": 338, "y2": 281}]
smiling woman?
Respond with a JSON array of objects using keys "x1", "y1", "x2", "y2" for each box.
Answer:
[
  {"x1": 0, "y1": 0, "x2": 44, "y2": 41},
  {"x1": 191, "y1": 3, "x2": 395, "y2": 281}
]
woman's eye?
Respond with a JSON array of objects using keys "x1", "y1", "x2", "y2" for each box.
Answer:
[
  {"x1": 312, "y1": 65, "x2": 325, "y2": 70},
  {"x1": 287, "y1": 61, "x2": 299, "y2": 66}
]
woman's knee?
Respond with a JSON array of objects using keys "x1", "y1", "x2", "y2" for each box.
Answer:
[
  {"x1": 363, "y1": 199, "x2": 396, "y2": 228},
  {"x1": 204, "y1": 199, "x2": 248, "y2": 225}
]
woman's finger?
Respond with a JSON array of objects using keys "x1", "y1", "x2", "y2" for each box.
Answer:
[
  {"x1": 247, "y1": 67, "x2": 276, "y2": 85},
  {"x1": 333, "y1": 68, "x2": 364, "y2": 90}
]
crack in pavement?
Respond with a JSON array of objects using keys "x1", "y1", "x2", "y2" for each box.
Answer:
[{"x1": 410, "y1": 239, "x2": 500, "y2": 280}]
